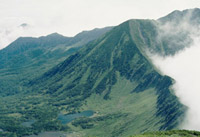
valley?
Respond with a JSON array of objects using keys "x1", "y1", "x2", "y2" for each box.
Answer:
[{"x1": 0, "y1": 8, "x2": 200, "y2": 137}]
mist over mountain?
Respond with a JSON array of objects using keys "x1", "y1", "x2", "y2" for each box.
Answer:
[
  {"x1": 0, "y1": 8, "x2": 199, "y2": 137},
  {"x1": 152, "y1": 8, "x2": 200, "y2": 131},
  {"x1": 0, "y1": 23, "x2": 31, "y2": 49}
]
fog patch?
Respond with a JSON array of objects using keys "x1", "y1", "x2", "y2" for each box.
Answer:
[
  {"x1": 148, "y1": 9, "x2": 200, "y2": 131},
  {"x1": 0, "y1": 18, "x2": 41, "y2": 49},
  {"x1": 155, "y1": 9, "x2": 200, "y2": 56},
  {"x1": 152, "y1": 33, "x2": 200, "y2": 130}
]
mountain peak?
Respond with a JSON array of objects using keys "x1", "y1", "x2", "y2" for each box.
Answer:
[
  {"x1": 158, "y1": 8, "x2": 200, "y2": 25},
  {"x1": 45, "y1": 32, "x2": 67, "y2": 38}
]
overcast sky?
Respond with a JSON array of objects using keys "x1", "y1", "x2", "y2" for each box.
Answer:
[{"x1": 0, "y1": 0, "x2": 200, "y2": 49}]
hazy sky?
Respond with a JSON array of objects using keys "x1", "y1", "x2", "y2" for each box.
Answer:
[{"x1": 0, "y1": 0, "x2": 200, "y2": 49}]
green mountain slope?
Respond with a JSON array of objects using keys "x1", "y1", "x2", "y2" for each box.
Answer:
[
  {"x1": 0, "y1": 27, "x2": 112, "y2": 96},
  {"x1": 26, "y1": 20, "x2": 185, "y2": 137},
  {"x1": 131, "y1": 130, "x2": 200, "y2": 137}
]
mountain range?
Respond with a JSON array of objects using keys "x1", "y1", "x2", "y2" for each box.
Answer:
[{"x1": 0, "y1": 8, "x2": 199, "y2": 137}]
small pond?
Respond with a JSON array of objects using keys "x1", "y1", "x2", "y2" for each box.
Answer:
[
  {"x1": 58, "y1": 110, "x2": 94, "y2": 124},
  {"x1": 26, "y1": 131, "x2": 67, "y2": 137},
  {"x1": 21, "y1": 120, "x2": 35, "y2": 127}
]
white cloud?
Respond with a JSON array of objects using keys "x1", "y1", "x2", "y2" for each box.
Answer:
[{"x1": 152, "y1": 29, "x2": 200, "y2": 130}]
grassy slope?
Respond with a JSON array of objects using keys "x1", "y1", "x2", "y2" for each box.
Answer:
[
  {"x1": 131, "y1": 130, "x2": 200, "y2": 137},
  {"x1": 78, "y1": 75, "x2": 161, "y2": 137}
]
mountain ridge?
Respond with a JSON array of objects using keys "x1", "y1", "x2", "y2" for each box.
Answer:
[
  {"x1": 27, "y1": 19, "x2": 185, "y2": 136},
  {"x1": 0, "y1": 26, "x2": 112, "y2": 96},
  {"x1": 0, "y1": 8, "x2": 199, "y2": 137}
]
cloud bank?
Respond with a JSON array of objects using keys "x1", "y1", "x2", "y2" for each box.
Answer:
[
  {"x1": 153, "y1": 36, "x2": 200, "y2": 130},
  {"x1": 152, "y1": 9, "x2": 200, "y2": 130}
]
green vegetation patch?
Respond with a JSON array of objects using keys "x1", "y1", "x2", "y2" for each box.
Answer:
[{"x1": 130, "y1": 130, "x2": 200, "y2": 137}]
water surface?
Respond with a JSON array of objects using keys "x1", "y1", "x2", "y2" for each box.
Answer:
[{"x1": 58, "y1": 110, "x2": 94, "y2": 124}]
